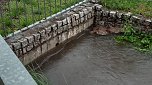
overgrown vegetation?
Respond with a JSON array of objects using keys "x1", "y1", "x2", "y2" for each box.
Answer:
[
  {"x1": 107, "y1": 0, "x2": 152, "y2": 53},
  {"x1": 115, "y1": 22, "x2": 152, "y2": 53},
  {"x1": 28, "y1": 66, "x2": 49, "y2": 85},
  {"x1": 0, "y1": 0, "x2": 81, "y2": 36},
  {"x1": 101, "y1": 0, "x2": 152, "y2": 18}
]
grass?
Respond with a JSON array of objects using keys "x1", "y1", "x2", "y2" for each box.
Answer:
[
  {"x1": 27, "y1": 66, "x2": 49, "y2": 85},
  {"x1": 115, "y1": 22, "x2": 152, "y2": 53},
  {"x1": 0, "y1": 0, "x2": 81, "y2": 36},
  {"x1": 100, "y1": 0, "x2": 152, "y2": 18}
]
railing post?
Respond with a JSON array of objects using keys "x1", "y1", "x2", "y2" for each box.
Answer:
[{"x1": 0, "y1": 35, "x2": 37, "y2": 85}]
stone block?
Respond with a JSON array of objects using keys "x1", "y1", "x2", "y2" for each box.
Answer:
[
  {"x1": 116, "y1": 12, "x2": 123, "y2": 19},
  {"x1": 131, "y1": 16, "x2": 141, "y2": 24},
  {"x1": 67, "y1": 23, "x2": 72, "y2": 29},
  {"x1": 82, "y1": 8, "x2": 89, "y2": 15},
  {"x1": 79, "y1": 11, "x2": 84, "y2": 18},
  {"x1": 63, "y1": 25, "x2": 68, "y2": 31},
  {"x1": 62, "y1": 18, "x2": 68, "y2": 25},
  {"x1": 124, "y1": 12, "x2": 132, "y2": 19},
  {"x1": 96, "y1": 11, "x2": 101, "y2": 16},
  {"x1": 22, "y1": 47, "x2": 27, "y2": 54},
  {"x1": 103, "y1": 10, "x2": 109, "y2": 17},
  {"x1": 68, "y1": 29, "x2": 74, "y2": 39},
  {"x1": 45, "y1": 26, "x2": 52, "y2": 34},
  {"x1": 39, "y1": 30, "x2": 47, "y2": 43},
  {"x1": 73, "y1": 14, "x2": 80, "y2": 20},
  {"x1": 32, "y1": 33, "x2": 41, "y2": 47},
  {"x1": 75, "y1": 26, "x2": 80, "y2": 34},
  {"x1": 86, "y1": 7, "x2": 93, "y2": 12},
  {"x1": 62, "y1": 31, "x2": 68, "y2": 42},
  {"x1": 12, "y1": 42, "x2": 21, "y2": 50},
  {"x1": 71, "y1": 15, "x2": 76, "y2": 22},
  {"x1": 84, "y1": 14, "x2": 88, "y2": 21},
  {"x1": 41, "y1": 43, "x2": 48, "y2": 54},
  {"x1": 143, "y1": 19, "x2": 152, "y2": 26},
  {"x1": 48, "y1": 37, "x2": 59, "y2": 50},
  {"x1": 52, "y1": 24, "x2": 58, "y2": 30},
  {"x1": 26, "y1": 43, "x2": 34, "y2": 52},
  {"x1": 78, "y1": 23, "x2": 84, "y2": 32},
  {"x1": 58, "y1": 34, "x2": 63, "y2": 43},
  {"x1": 80, "y1": 17, "x2": 85, "y2": 23},
  {"x1": 33, "y1": 33, "x2": 41, "y2": 42},
  {"x1": 66, "y1": 17, "x2": 72, "y2": 24},
  {"x1": 84, "y1": 21, "x2": 89, "y2": 30},
  {"x1": 110, "y1": 11, "x2": 116, "y2": 18},
  {"x1": 73, "y1": 26, "x2": 78, "y2": 36},
  {"x1": 25, "y1": 36, "x2": 34, "y2": 44},
  {"x1": 88, "y1": 12, "x2": 92, "y2": 19},
  {"x1": 52, "y1": 30, "x2": 58, "y2": 37},
  {"x1": 56, "y1": 21, "x2": 63, "y2": 27},
  {"x1": 47, "y1": 31, "x2": 53, "y2": 40},
  {"x1": 95, "y1": 4, "x2": 103, "y2": 11},
  {"x1": 57, "y1": 26, "x2": 64, "y2": 34},
  {"x1": 18, "y1": 38, "x2": 28, "y2": 48},
  {"x1": 89, "y1": 18, "x2": 94, "y2": 26},
  {"x1": 17, "y1": 49, "x2": 22, "y2": 56}
]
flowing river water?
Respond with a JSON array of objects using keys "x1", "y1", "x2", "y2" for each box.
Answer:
[{"x1": 41, "y1": 33, "x2": 152, "y2": 85}]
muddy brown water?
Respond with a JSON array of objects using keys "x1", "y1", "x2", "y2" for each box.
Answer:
[{"x1": 41, "y1": 33, "x2": 152, "y2": 85}]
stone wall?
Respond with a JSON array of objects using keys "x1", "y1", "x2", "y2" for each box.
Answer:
[
  {"x1": 95, "y1": 5, "x2": 152, "y2": 32},
  {"x1": 6, "y1": 2, "x2": 96, "y2": 65}
]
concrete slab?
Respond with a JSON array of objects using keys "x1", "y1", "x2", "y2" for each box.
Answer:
[{"x1": 0, "y1": 35, "x2": 37, "y2": 85}]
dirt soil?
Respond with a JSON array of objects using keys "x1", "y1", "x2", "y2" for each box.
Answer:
[{"x1": 90, "y1": 26, "x2": 122, "y2": 35}]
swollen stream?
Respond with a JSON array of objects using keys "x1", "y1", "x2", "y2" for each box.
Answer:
[{"x1": 42, "y1": 33, "x2": 152, "y2": 85}]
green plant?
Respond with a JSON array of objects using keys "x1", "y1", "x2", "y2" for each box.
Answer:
[
  {"x1": 115, "y1": 22, "x2": 152, "y2": 53},
  {"x1": 27, "y1": 66, "x2": 49, "y2": 85}
]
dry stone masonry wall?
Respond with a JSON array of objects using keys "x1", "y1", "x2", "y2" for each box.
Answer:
[
  {"x1": 6, "y1": 2, "x2": 97, "y2": 65},
  {"x1": 95, "y1": 5, "x2": 152, "y2": 32}
]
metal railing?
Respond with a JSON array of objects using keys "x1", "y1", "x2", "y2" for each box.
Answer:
[{"x1": 0, "y1": 0, "x2": 83, "y2": 37}]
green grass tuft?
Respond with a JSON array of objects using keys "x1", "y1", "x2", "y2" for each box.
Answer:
[
  {"x1": 27, "y1": 66, "x2": 49, "y2": 85},
  {"x1": 115, "y1": 22, "x2": 152, "y2": 53}
]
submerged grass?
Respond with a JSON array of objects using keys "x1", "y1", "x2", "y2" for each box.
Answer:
[
  {"x1": 100, "y1": 0, "x2": 152, "y2": 18},
  {"x1": 27, "y1": 66, "x2": 49, "y2": 85}
]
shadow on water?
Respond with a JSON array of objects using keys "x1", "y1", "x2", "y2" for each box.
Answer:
[{"x1": 37, "y1": 32, "x2": 152, "y2": 85}]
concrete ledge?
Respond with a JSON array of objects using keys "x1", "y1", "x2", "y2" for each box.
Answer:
[{"x1": 0, "y1": 35, "x2": 37, "y2": 85}]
